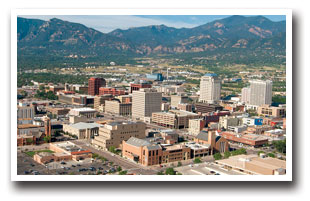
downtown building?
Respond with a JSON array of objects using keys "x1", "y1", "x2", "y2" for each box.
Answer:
[
  {"x1": 91, "y1": 121, "x2": 146, "y2": 150},
  {"x1": 132, "y1": 88, "x2": 162, "y2": 120},
  {"x1": 199, "y1": 73, "x2": 221, "y2": 104},
  {"x1": 242, "y1": 80, "x2": 273, "y2": 108},
  {"x1": 88, "y1": 77, "x2": 106, "y2": 96}
]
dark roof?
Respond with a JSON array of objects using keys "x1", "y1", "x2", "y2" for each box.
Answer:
[
  {"x1": 196, "y1": 131, "x2": 209, "y2": 141},
  {"x1": 215, "y1": 136, "x2": 221, "y2": 142}
]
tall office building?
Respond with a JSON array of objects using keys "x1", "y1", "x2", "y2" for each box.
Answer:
[
  {"x1": 171, "y1": 94, "x2": 188, "y2": 108},
  {"x1": 249, "y1": 80, "x2": 272, "y2": 106},
  {"x1": 88, "y1": 77, "x2": 106, "y2": 96},
  {"x1": 199, "y1": 73, "x2": 221, "y2": 103},
  {"x1": 132, "y1": 88, "x2": 162, "y2": 119},
  {"x1": 241, "y1": 87, "x2": 251, "y2": 104}
]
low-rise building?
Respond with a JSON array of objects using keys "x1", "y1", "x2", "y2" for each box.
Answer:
[
  {"x1": 152, "y1": 110, "x2": 199, "y2": 129},
  {"x1": 216, "y1": 154, "x2": 286, "y2": 175},
  {"x1": 105, "y1": 100, "x2": 132, "y2": 116},
  {"x1": 219, "y1": 115, "x2": 242, "y2": 130},
  {"x1": 33, "y1": 141, "x2": 92, "y2": 164},
  {"x1": 92, "y1": 121, "x2": 146, "y2": 149},
  {"x1": 194, "y1": 130, "x2": 230, "y2": 153},
  {"x1": 247, "y1": 125, "x2": 273, "y2": 134},
  {"x1": 63, "y1": 122, "x2": 101, "y2": 139},
  {"x1": 195, "y1": 103, "x2": 223, "y2": 114},
  {"x1": 257, "y1": 104, "x2": 286, "y2": 118},
  {"x1": 221, "y1": 132, "x2": 268, "y2": 147},
  {"x1": 122, "y1": 137, "x2": 191, "y2": 166},
  {"x1": 69, "y1": 108, "x2": 97, "y2": 118},
  {"x1": 99, "y1": 87, "x2": 126, "y2": 96},
  {"x1": 46, "y1": 107, "x2": 70, "y2": 116},
  {"x1": 94, "y1": 95, "x2": 113, "y2": 112}
]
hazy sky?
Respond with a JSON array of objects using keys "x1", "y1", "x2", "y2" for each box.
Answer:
[{"x1": 19, "y1": 15, "x2": 286, "y2": 33}]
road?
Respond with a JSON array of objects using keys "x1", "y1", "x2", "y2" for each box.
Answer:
[{"x1": 72, "y1": 140, "x2": 157, "y2": 175}]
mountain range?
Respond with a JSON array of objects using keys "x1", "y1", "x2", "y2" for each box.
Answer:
[{"x1": 17, "y1": 15, "x2": 286, "y2": 69}]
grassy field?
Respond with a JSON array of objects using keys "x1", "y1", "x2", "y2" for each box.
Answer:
[{"x1": 25, "y1": 149, "x2": 55, "y2": 157}]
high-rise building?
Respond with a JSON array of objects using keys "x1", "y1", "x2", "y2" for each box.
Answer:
[
  {"x1": 171, "y1": 94, "x2": 188, "y2": 108},
  {"x1": 248, "y1": 80, "x2": 272, "y2": 106},
  {"x1": 199, "y1": 73, "x2": 221, "y2": 103},
  {"x1": 132, "y1": 88, "x2": 162, "y2": 119},
  {"x1": 241, "y1": 87, "x2": 251, "y2": 104},
  {"x1": 88, "y1": 77, "x2": 106, "y2": 96}
]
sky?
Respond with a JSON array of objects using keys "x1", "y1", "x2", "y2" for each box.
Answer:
[{"x1": 19, "y1": 15, "x2": 286, "y2": 33}]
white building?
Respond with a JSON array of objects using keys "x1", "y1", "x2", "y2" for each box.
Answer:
[
  {"x1": 248, "y1": 80, "x2": 272, "y2": 107},
  {"x1": 199, "y1": 73, "x2": 221, "y2": 103},
  {"x1": 132, "y1": 88, "x2": 162, "y2": 119},
  {"x1": 241, "y1": 87, "x2": 251, "y2": 104}
]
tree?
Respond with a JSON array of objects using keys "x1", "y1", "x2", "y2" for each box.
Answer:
[
  {"x1": 119, "y1": 170, "x2": 127, "y2": 175},
  {"x1": 177, "y1": 161, "x2": 182, "y2": 167},
  {"x1": 117, "y1": 166, "x2": 122, "y2": 172},
  {"x1": 26, "y1": 138, "x2": 33, "y2": 145},
  {"x1": 193, "y1": 157, "x2": 202, "y2": 163},
  {"x1": 213, "y1": 153, "x2": 222, "y2": 160},
  {"x1": 267, "y1": 153, "x2": 275, "y2": 158},
  {"x1": 39, "y1": 85, "x2": 45, "y2": 91},
  {"x1": 224, "y1": 151, "x2": 231, "y2": 159},
  {"x1": 165, "y1": 168, "x2": 176, "y2": 175},
  {"x1": 109, "y1": 146, "x2": 116, "y2": 153},
  {"x1": 43, "y1": 136, "x2": 51, "y2": 143},
  {"x1": 157, "y1": 171, "x2": 164, "y2": 175},
  {"x1": 273, "y1": 139, "x2": 286, "y2": 154},
  {"x1": 257, "y1": 151, "x2": 265, "y2": 156}
]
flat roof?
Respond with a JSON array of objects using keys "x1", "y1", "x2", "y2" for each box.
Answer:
[
  {"x1": 69, "y1": 122, "x2": 101, "y2": 130},
  {"x1": 71, "y1": 107, "x2": 96, "y2": 112}
]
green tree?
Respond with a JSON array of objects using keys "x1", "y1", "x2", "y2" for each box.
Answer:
[
  {"x1": 273, "y1": 139, "x2": 286, "y2": 154},
  {"x1": 177, "y1": 161, "x2": 182, "y2": 167},
  {"x1": 267, "y1": 153, "x2": 275, "y2": 158},
  {"x1": 193, "y1": 157, "x2": 202, "y2": 163},
  {"x1": 43, "y1": 136, "x2": 51, "y2": 143},
  {"x1": 117, "y1": 166, "x2": 122, "y2": 172},
  {"x1": 109, "y1": 146, "x2": 116, "y2": 153},
  {"x1": 165, "y1": 168, "x2": 176, "y2": 175},
  {"x1": 213, "y1": 153, "x2": 222, "y2": 160},
  {"x1": 224, "y1": 151, "x2": 231, "y2": 159},
  {"x1": 119, "y1": 170, "x2": 127, "y2": 175},
  {"x1": 257, "y1": 151, "x2": 265, "y2": 156},
  {"x1": 26, "y1": 138, "x2": 33, "y2": 144}
]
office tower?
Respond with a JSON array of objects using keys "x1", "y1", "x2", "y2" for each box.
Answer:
[
  {"x1": 199, "y1": 73, "x2": 221, "y2": 103},
  {"x1": 170, "y1": 94, "x2": 188, "y2": 108},
  {"x1": 88, "y1": 77, "x2": 106, "y2": 96},
  {"x1": 241, "y1": 87, "x2": 251, "y2": 104},
  {"x1": 249, "y1": 80, "x2": 272, "y2": 106},
  {"x1": 132, "y1": 88, "x2": 162, "y2": 119}
]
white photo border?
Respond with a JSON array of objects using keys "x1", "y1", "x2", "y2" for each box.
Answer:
[{"x1": 11, "y1": 8, "x2": 292, "y2": 181}]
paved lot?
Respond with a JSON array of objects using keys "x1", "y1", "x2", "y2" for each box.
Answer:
[{"x1": 73, "y1": 140, "x2": 157, "y2": 175}]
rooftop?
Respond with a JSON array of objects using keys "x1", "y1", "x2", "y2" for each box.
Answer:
[{"x1": 68, "y1": 122, "x2": 101, "y2": 130}]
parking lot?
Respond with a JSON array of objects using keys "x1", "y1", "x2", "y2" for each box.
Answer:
[{"x1": 17, "y1": 151, "x2": 123, "y2": 175}]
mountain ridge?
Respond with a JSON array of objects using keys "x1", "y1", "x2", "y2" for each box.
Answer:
[{"x1": 17, "y1": 15, "x2": 286, "y2": 69}]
